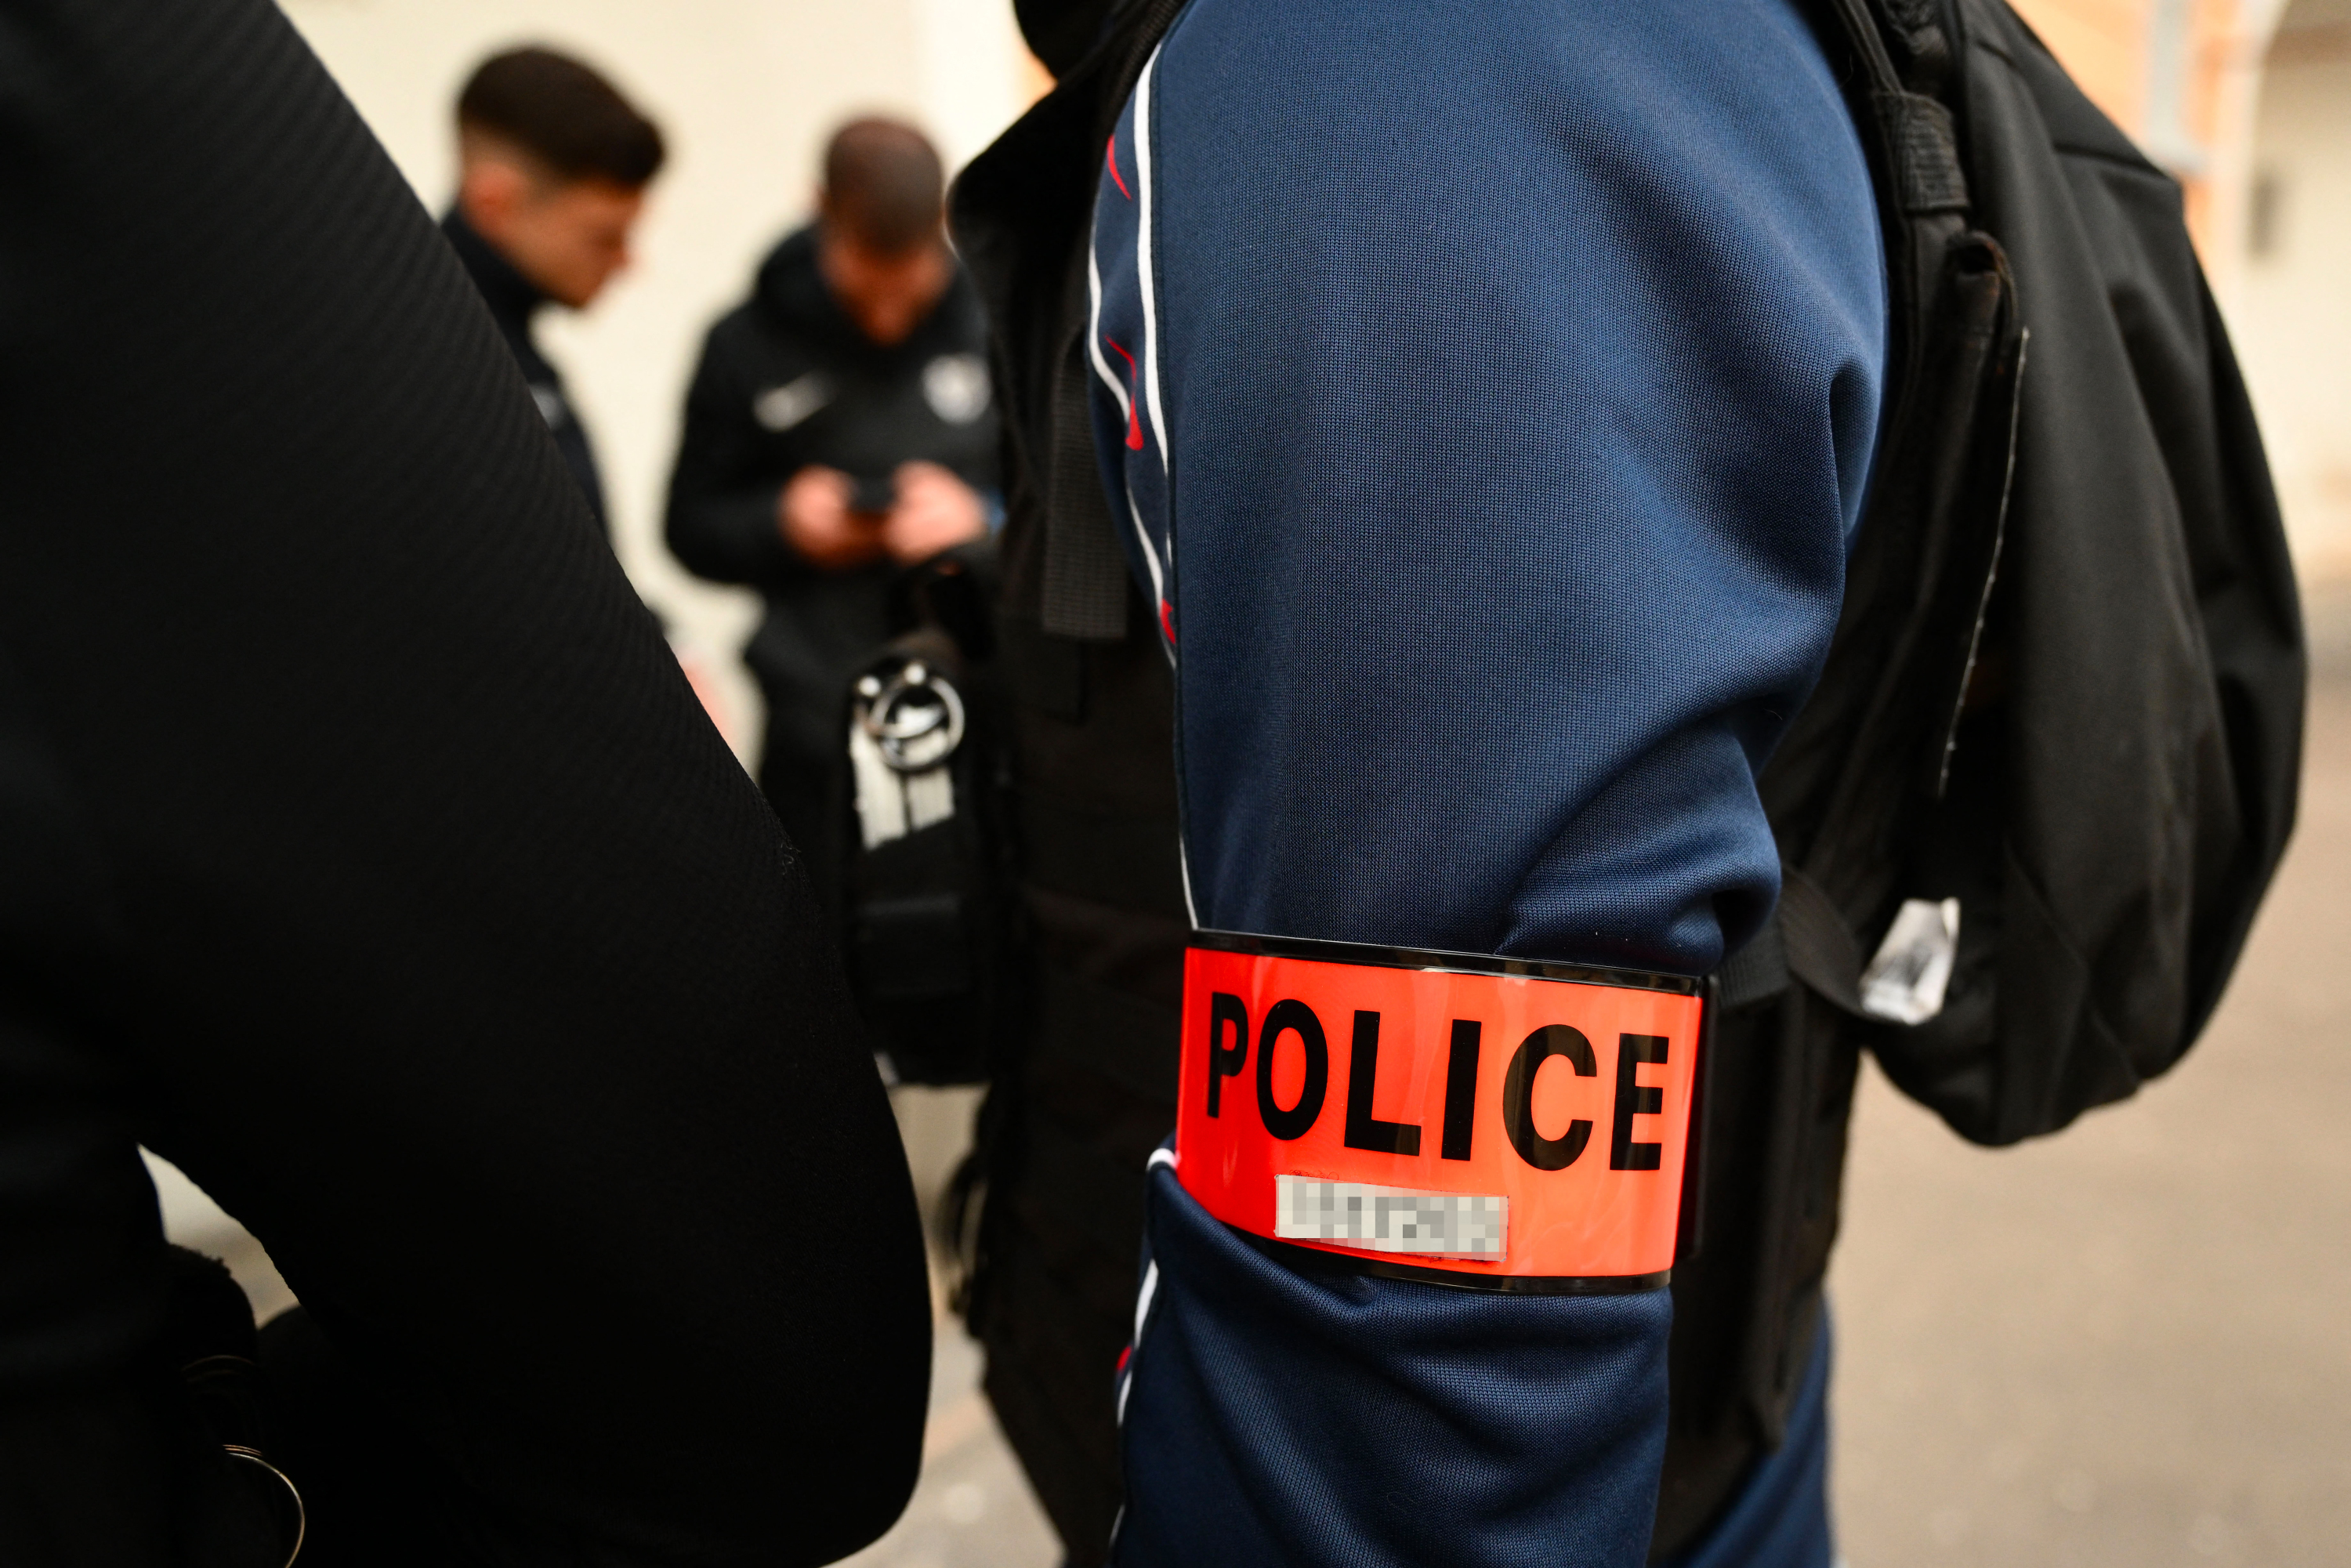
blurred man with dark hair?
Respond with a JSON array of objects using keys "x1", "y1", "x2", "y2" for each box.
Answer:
[
  {"x1": 444, "y1": 45, "x2": 666, "y2": 531},
  {"x1": 667, "y1": 117, "x2": 997, "y2": 905}
]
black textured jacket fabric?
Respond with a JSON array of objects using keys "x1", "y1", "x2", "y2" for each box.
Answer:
[{"x1": 0, "y1": 3, "x2": 929, "y2": 1563}]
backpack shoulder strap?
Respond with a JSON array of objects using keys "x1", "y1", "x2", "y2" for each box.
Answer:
[
  {"x1": 1814, "y1": 0, "x2": 1977, "y2": 418},
  {"x1": 1757, "y1": 0, "x2": 2027, "y2": 989}
]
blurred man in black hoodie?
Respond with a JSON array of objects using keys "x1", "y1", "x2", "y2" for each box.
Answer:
[
  {"x1": 443, "y1": 47, "x2": 666, "y2": 534},
  {"x1": 667, "y1": 118, "x2": 998, "y2": 904}
]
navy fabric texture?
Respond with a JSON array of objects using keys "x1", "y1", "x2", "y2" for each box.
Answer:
[
  {"x1": 1661, "y1": 1315, "x2": 1835, "y2": 1568},
  {"x1": 1117, "y1": 1161, "x2": 1672, "y2": 1568},
  {"x1": 1091, "y1": 0, "x2": 1885, "y2": 974},
  {"x1": 1087, "y1": 1, "x2": 1883, "y2": 1563}
]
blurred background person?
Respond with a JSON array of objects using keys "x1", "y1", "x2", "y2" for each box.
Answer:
[
  {"x1": 444, "y1": 45, "x2": 666, "y2": 537},
  {"x1": 667, "y1": 116, "x2": 997, "y2": 906}
]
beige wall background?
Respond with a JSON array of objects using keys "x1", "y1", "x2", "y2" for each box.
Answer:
[
  {"x1": 281, "y1": 0, "x2": 1040, "y2": 759},
  {"x1": 2011, "y1": 0, "x2": 2351, "y2": 581},
  {"x1": 2233, "y1": 0, "x2": 2351, "y2": 577}
]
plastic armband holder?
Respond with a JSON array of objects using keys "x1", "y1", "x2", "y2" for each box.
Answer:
[{"x1": 1172, "y1": 930, "x2": 1710, "y2": 1293}]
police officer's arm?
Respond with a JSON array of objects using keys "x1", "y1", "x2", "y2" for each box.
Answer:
[
  {"x1": 1089, "y1": 0, "x2": 1886, "y2": 1560},
  {"x1": 1098, "y1": 0, "x2": 1884, "y2": 999},
  {"x1": 0, "y1": 2, "x2": 927, "y2": 1562}
]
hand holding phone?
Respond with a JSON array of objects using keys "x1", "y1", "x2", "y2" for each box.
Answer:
[
  {"x1": 881, "y1": 462, "x2": 988, "y2": 565},
  {"x1": 780, "y1": 465, "x2": 888, "y2": 570}
]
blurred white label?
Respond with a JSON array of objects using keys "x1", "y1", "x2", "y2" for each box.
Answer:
[
  {"x1": 1859, "y1": 897, "x2": 1961, "y2": 1025},
  {"x1": 904, "y1": 767, "x2": 955, "y2": 832},
  {"x1": 754, "y1": 371, "x2": 834, "y2": 433},
  {"x1": 1275, "y1": 1175, "x2": 1506, "y2": 1258},
  {"x1": 849, "y1": 715, "x2": 907, "y2": 849},
  {"x1": 923, "y1": 353, "x2": 992, "y2": 423},
  {"x1": 849, "y1": 711, "x2": 955, "y2": 850}
]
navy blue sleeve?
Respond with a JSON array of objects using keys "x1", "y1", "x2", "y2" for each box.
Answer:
[
  {"x1": 1089, "y1": 2, "x2": 1883, "y2": 1564},
  {"x1": 1091, "y1": 0, "x2": 1885, "y2": 975}
]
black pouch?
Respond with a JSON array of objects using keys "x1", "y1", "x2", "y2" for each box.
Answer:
[{"x1": 839, "y1": 552, "x2": 1023, "y2": 1085}]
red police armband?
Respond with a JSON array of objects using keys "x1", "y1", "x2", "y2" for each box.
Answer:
[{"x1": 1172, "y1": 930, "x2": 1708, "y2": 1292}]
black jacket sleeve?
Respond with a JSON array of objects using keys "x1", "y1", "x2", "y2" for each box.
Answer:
[
  {"x1": 664, "y1": 323, "x2": 809, "y2": 588},
  {"x1": 0, "y1": 3, "x2": 929, "y2": 1564}
]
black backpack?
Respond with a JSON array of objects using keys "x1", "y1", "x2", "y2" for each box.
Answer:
[{"x1": 1746, "y1": 0, "x2": 2303, "y2": 1146}]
